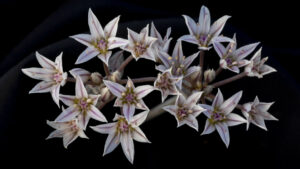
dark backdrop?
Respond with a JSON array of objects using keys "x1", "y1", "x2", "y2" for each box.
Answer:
[{"x1": 0, "y1": 0, "x2": 299, "y2": 168}]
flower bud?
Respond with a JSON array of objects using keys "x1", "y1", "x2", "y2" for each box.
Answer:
[
  {"x1": 90, "y1": 72, "x2": 103, "y2": 84},
  {"x1": 204, "y1": 69, "x2": 216, "y2": 83}
]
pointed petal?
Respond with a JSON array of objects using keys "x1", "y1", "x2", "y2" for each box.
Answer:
[
  {"x1": 228, "y1": 66, "x2": 240, "y2": 74},
  {"x1": 126, "y1": 77, "x2": 135, "y2": 89},
  {"x1": 176, "y1": 94, "x2": 186, "y2": 107},
  {"x1": 104, "y1": 15, "x2": 120, "y2": 38},
  {"x1": 46, "y1": 130, "x2": 64, "y2": 139},
  {"x1": 201, "y1": 119, "x2": 215, "y2": 135},
  {"x1": 120, "y1": 133, "x2": 135, "y2": 164},
  {"x1": 77, "y1": 113, "x2": 90, "y2": 130},
  {"x1": 135, "y1": 99, "x2": 149, "y2": 110},
  {"x1": 213, "y1": 42, "x2": 226, "y2": 58},
  {"x1": 59, "y1": 95, "x2": 75, "y2": 107},
  {"x1": 186, "y1": 91, "x2": 203, "y2": 106},
  {"x1": 97, "y1": 51, "x2": 112, "y2": 66},
  {"x1": 211, "y1": 36, "x2": 234, "y2": 44},
  {"x1": 185, "y1": 114, "x2": 199, "y2": 131},
  {"x1": 103, "y1": 80, "x2": 125, "y2": 97},
  {"x1": 260, "y1": 65, "x2": 277, "y2": 76},
  {"x1": 150, "y1": 22, "x2": 163, "y2": 42},
  {"x1": 90, "y1": 122, "x2": 117, "y2": 134},
  {"x1": 220, "y1": 91, "x2": 243, "y2": 115},
  {"x1": 256, "y1": 102, "x2": 273, "y2": 113},
  {"x1": 35, "y1": 52, "x2": 55, "y2": 69},
  {"x1": 132, "y1": 127, "x2": 150, "y2": 143},
  {"x1": 88, "y1": 9, "x2": 104, "y2": 39},
  {"x1": 108, "y1": 37, "x2": 128, "y2": 49},
  {"x1": 199, "y1": 6, "x2": 211, "y2": 35},
  {"x1": 215, "y1": 122, "x2": 230, "y2": 148},
  {"x1": 127, "y1": 28, "x2": 139, "y2": 43},
  {"x1": 155, "y1": 64, "x2": 167, "y2": 72},
  {"x1": 158, "y1": 51, "x2": 172, "y2": 68},
  {"x1": 182, "y1": 15, "x2": 198, "y2": 36},
  {"x1": 209, "y1": 15, "x2": 231, "y2": 38},
  {"x1": 69, "y1": 68, "x2": 91, "y2": 83},
  {"x1": 47, "y1": 120, "x2": 71, "y2": 130},
  {"x1": 185, "y1": 66, "x2": 201, "y2": 77},
  {"x1": 63, "y1": 131, "x2": 79, "y2": 149},
  {"x1": 88, "y1": 105, "x2": 107, "y2": 122},
  {"x1": 51, "y1": 84, "x2": 61, "y2": 107},
  {"x1": 226, "y1": 113, "x2": 247, "y2": 126},
  {"x1": 172, "y1": 41, "x2": 184, "y2": 61},
  {"x1": 178, "y1": 35, "x2": 199, "y2": 45},
  {"x1": 130, "y1": 111, "x2": 149, "y2": 127},
  {"x1": 163, "y1": 105, "x2": 177, "y2": 116},
  {"x1": 183, "y1": 52, "x2": 199, "y2": 68},
  {"x1": 123, "y1": 104, "x2": 135, "y2": 122},
  {"x1": 75, "y1": 47, "x2": 99, "y2": 64},
  {"x1": 212, "y1": 89, "x2": 224, "y2": 108},
  {"x1": 252, "y1": 115, "x2": 267, "y2": 130},
  {"x1": 103, "y1": 132, "x2": 120, "y2": 156},
  {"x1": 22, "y1": 68, "x2": 54, "y2": 81},
  {"x1": 55, "y1": 105, "x2": 80, "y2": 122},
  {"x1": 75, "y1": 76, "x2": 88, "y2": 98},
  {"x1": 29, "y1": 81, "x2": 54, "y2": 94},
  {"x1": 234, "y1": 42, "x2": 260, "y2": 60},
  {"x1": 70, "y1": 34, "x2": 93, "y2": 48},
  {"x1": 55, "y1": 52, "x2": 63, "y2": 72},
  {"x1": 135, "y1": 85, "x2": 154, "y2": 99},
  {"x1": 90, "y1": 94, "x2": 100, "y2": 105},
  {"x1": 109, "y1": 51, "x2": 124, "y2": 72}
]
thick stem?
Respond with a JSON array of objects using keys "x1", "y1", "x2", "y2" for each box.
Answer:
[
  {"x1": 119, "y1": 77, "x2": 156, "y2": 84},
  {"x1": 199, "y1": 51, "x2": 205, "y2": 87},
  {"x1": 146, "y1": 96, "x2": 176, "y2": 121},
  {"x1": 211, "y1": 72, "x2": 247, "y2": 88},
  {"x1": 103, "y1": 62, "x2": 110, "y2": 76},
  {"x1": 215, "y1": 67, "x2": 223, "y2": 76},
  {"x1": 118, "y1": 55, "x2": 134, "y2": 72}
]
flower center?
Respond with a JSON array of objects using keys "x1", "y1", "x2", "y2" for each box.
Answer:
[
  {"x1": 177, "y1": 107, "x2": 192, "y2": 120},
  {"x1": 156, "y1": 73, "x2": 172, "y2": 90},
  {"x1": 53, "y1": 72, "x2": 63, "y2": 83},
  {"x1": 134, "y1": 43, "x2": 147, "y2": 56},
  {"x1": 94, "y1": 38, "x2": 108, "y2": 54},
  {"x1": 117, "y1": 118, "x2": 132, "y2": 133},
  {"x1": 121, "y1": 88, "x2": 137, "y2": 105},
  {"x1": 225, "y1": 57, "x2": 234, "y2": 65},
  {"x1": 76, "y1": 98, "x2": 92, "y2": 111},
  {"x1": 209, "y1": 109, "x2": 226, "y2": 123}
]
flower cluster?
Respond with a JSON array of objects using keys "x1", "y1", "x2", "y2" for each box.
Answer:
[{"x1": 22, "y1": 6, "x2": 278, "y2": 164}]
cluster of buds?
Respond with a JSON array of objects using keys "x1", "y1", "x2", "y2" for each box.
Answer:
[{"x1": 22, "y1": 6, "x2": 277, "y2": 164}]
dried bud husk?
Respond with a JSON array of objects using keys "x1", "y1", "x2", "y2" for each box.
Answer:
[
  {"x1": 204, "y1": 69, "x2": 216, "y2": 83},
  {"x1": 91, "y1": 72, "x2": 103, "y2": 84}
]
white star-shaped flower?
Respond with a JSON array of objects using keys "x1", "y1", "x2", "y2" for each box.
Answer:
[
  {"x1": 200, "y1": 89, "x2": 247, "y2": 147},
  {"x1": 91, "y1": 111, "x2": 150, "y2": 164},
  {"x1": 242, "y1": 96, "x2": 278, "y2": 130},
  {"x1": 163, "y1": 92, "x2": 206, "y2": 131},
  {"x1": 213, "y1": 34, "x2": 259, "y2": 73},
  {"x1": 71, "y1": 9, "x2": 128, "y2": 65},
  {"x1": 55, "y1": 76, "x2": 107, "y2": 129},
  {"x1": 104, "y1": 78, "x2": 154, "y2": 121},
  {"x1": 179, "y1": 5, "x2": 233, "y2": 50},
  {"x1": 22, "y1": 52, "x2": 67, "y2": 107}
]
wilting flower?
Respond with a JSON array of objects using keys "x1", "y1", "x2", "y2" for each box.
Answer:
[
  {"x1": 150, "y1": 22, "x2": 172, "y2": 61},
  {"x1": 154, "y1": 68, "x2": 181, "y2": 102},
  {"x1": 200, "y1": 89, "x2": 247, "y2": 147},
  {"x1": 163, "y1": 92, "x2": 205, "y2": 131},
  {"x1": 55, "y1": 76, "x2": 107, "y2": 129},
  {"x1": 156, "y1": 41, "x2": 200, "y2": 89},
  {"x1": 179, "y1": 5, "x2": 232, "y2": 50},
  {"x1": 22, "y1": 52, "x2": 67, "y2": 107},
  {"x1": 71, "y1": 9, "x2": 128, "y2": 65},
  {"x1": 242, "y1": 96, "x2": 278, "y2": 130},
  {"x1": 104, "y1": 78, "x2": 154, "y2": 121},
  {"x1": 46, "y1": 119, "x2": 88, "y2": 148},
  {"x1": 90, "y1": 111, "x2": 150, "y2": 164},
  {"x1": 122, "y1": 25, "x2": 157, "y2": 61},
  {"x1": 245, "y1": 48, "x2": 276, "y2": 78},
  {"x1": 213, "y1": 34, "x2": 259, "y2": 73}
]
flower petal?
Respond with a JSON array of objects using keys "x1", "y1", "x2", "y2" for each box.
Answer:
[
  {"x1": 158, "y1": 51, "x2": 172, "y2": 68},
  {"x1": 22, "y1": 68, "x2": 54, "y2": 81},
  {"x1": 59, "y1": 94, "x2": 75, "y2": 106},
  {"x1": 69, "y1": 68, "x2": 91, "y2": 83},
  {"x1": 97, "y1": 51, "x2": 112, "y2": 66},
  {"x1": 198, "y1": 6, "x2": 211, "y2": 35},
  {"x1": 103, "y1": 80, "x2": 125, "y2": 98},
  {"x1": 213, "y1": 42, "x2": 226, "y2": 58},
  {"x1": 201, "y1": 119, "x2": 215, "y2": 135},
  {"x1": 77, "y1": 113, "x2": 90, "y2": 130},
  {"x1": 260, "y1": 65, "x2": 277, "y2": 76},
  {"x1": 120, "y1": 132, "x2": 135, "y2": 164},
  {"x1": 109, "y1": 51, "x2": 124, "y2": 72},
  {"x1": 35, "y1": 51, "x2": 55, "y2": 69},
  {"x1": 88, "y1": 9, "x2": 104, "y2": 39},
  {"x1": 172, "y1": 41, "x2": 184, "y2": 62},
  {"x1": 104, "y1": 15, "x2": 120, "y2": 38},
  {"x1": 251, "y1": 115, "x2": 267, "y2": 131},
  {"x1": 178, "y1": 35, "x2": 199, "y2": 45},
  {"x1": 183, "y1": 52, "x2": 199, "y2": 69},
  {"x1": 55, "y1": 52, "x2": 63, "y2": 72},
  {"x1": 130, "y1": 111, "x2": 149, "y2": 127},
  {"x1": 215, "y1": 122, "x2": 230, "y2": 148},
  {"x1": 132, "y1": 127, "x2": 150, "y2": 143},
  {"x1": 163, "y1": 105, "x2": 177, "y2": 116},
  {"x1": 51, "y1": 84, "x2": 61, "y2": 107},
  {"x1": 209, "y1": 15, "x2": 231, "y2": 38},
  {"x1": 90, "y1": 122, "x2": 117, "y2": 134},
  {"x1": 29, "y1": 81, "x2": 54, "y2": 94},
  {"x1": 75, "y1": 76, "x2": 88, "y2": 98},
  {"x1": 226, "y1": 113, "x2": 247, "y2": 127},
  {"x1": 63, "y1": 131, "x2": 79, "y2": 149},
  {"x1": 185, "y1": 114, "x2": 199, "y2": 131},
  {"x1": 135, "y1": 85, "x2": 154, "y2": 99},
  {"x1": 220, "y1": 90, "x2": 243, "y2": 115},
  {"x1": 212, "y1": 89, "x2": 224, "y2": 108},
  {"x1": 55, "y1": 105, "x2": 80, "y2": 122},
  {"x1": 234, "y1": 42, "x2": 260, "y2": 60},
  {"x1": 127, "y1": 28, "x2": 139, "y2": 43},
  {"x1": 88, "y1": 105, "x2": 107, "y2": 122},
  {"x1": 185, "y1": 66, "x2": 201, "y2": 77},
  {"x1": 182, "y1": 15, "x2": 198, "y2": 36},
  {"x1": 186, "y1": 91, "x2": 203, "y2": 106},
  {"x1": 108, "y1": 37, "x2": 128, "y2": 49},
  {"x1": 123, "y1": 104, "x2": 135, "y2": 122},
  {"x1": 46, "y1": 130, "x2": 64, "y2": 139},
  {"x1": 70, "y1": 34, "x2": 93, "y2": 48},
  {"x1": 103, "y1": 132, "x2": 120, "y2": 156},
  {"x1": 150, "y1": 22, "x2": 163, "y2": 42},
  {"x1": 75, "y1": 47, "x2": 99, "y2": 64}
]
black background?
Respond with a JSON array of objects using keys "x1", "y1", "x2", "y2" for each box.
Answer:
[{"x1": 0, "y1": 0, "x2": 299, "y2": 168}]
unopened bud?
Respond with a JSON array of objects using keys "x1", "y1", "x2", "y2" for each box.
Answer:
[
  {"x1": 91, "y1": 72, "x2": 103, "y2": 84},
  {"x1": 204, "y1": 69, "x2": 216, "y2": 83},
  {"x1": 100, "y1": 87, "x2": 111, "y2": 103}
]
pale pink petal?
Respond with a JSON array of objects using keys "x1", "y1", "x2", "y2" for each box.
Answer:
[
  {"x1": 251, "y1": 115, "x2": 267, "y2": 131},
  {"x1": 77, "y1": 113, "x2": 90, "y2": 130},
  {"x1": 46, "y1": 130, "x2": 64, "y2": 139},
  {"x1": 114, "y1": 98, "x2": 123, "y2": 107},
  {"x1": 120, "y1": 132, "x2": 135, "y2": 164},
  {"x1": 172, "y1": 41, "x2": 184, "y2": 61},
  {"x1": 260, "y1": 65, "x2": 276, "y2": 76},
  {"x1": 103, "y1": 132, "x2": 120, "y2": 156},
  {"x1": 123, "y1": 104, "x2": 135, "y2": 122},
  {"x1": 89, "y1": 94, "x2": 100, "y2": 105},
  {"x1": 55, "y1": 105, "x2": 80, "y2": 122},
  {"x1": 103, "y1": 80, "x2": 125, "y2": 97},
  {"x1": 234, "y1": 42, "x2": 260, "y2": 60},
  {"x1": 51, "y1": 84, "x2": 61, "y2": 107},
  {"x1": 135, "y1": 85, "x2": 154, "y2": 99},
  {"x1": 220, "y1": 91, "x2": 242, "y2": 115},
  {"x1": 209, "y1": 15, "x2": 231, "y2": 38},
  {"x1": 135, "y1": 99, "x2": 148, "y2": 110},
  {"x1": 212, "y1": 89, "x2": 224, "y2": 108},
  {"x1": 97, "y1": 51, "x2": 112, "y2": 66},
  {"x1": 163, "y1": 105, "x2": 177, "y2": 116},
  {"x1": 75, "y1": 76, "x2": 88, "y2": 98},
  {"x1": 158, "y1": 51, "x2": 172, "y2": 68},
  {"x1": 130, "y1": 111, "x2": 149, "y2": 127},
  {"x1": 69, "y1": 68, "x2": 91, "y2": 83},
  {"x1": 213, "y1": 42, "x2": 226, "y2": 58},
  {"x1": 70, "y1": 34, "x2": 93, "y2": 48},
  {"x1": 75, "y1": 47, "x2": 99, "y2": 64},
  {"x1": 183, "y1": 52, "x2": 199, "y2": 69},
  {"x1": 35, "y1": 51, "x2": 55, "y2": 69},
  {"x1": 108, "y1": 37, "x2": 128, "y2": 49},
  {"x1": 59, "y1": 94, "x2": 75, "y2": 106},
  {"x1": 29, "y1": 81, "x2": 54, "y2": 94},
  {"x1": 78, "y1": 130, "x2": 89, "y2": 139},
  {"x1": 127, "y1": 28, "x2": 139, "y2": 43},
  {"x1": 55, "y1": 52, "x2": 63, "y2": 72},
  {"x1": 132, "y1": 127, "x2": 150, "y2": 143},
  {"x1": 226, "y1": 113, "x2": 247, "y2": 127},
  {"x1": 178, "y1": 35, "x2": 199, "y2": 45},
  {"x1": 90, "y1": 122, "x2": 117, "y2": 134},
  {"x1": 211, "y1": 36, "x2": 234, "y2": 44},
  {"x1": 63, "y1": 131, "x2": 79, "y2": 149},
  {"x1": 185, "y1": 114, "x2": 199, "y2": 131},
  {"x1": 186, "y1": 91, "x2": 203, "y2": 106},
  {"x1": 201, "y1": 119, "x2": 215, "y2": 135},
  {"x1": 215, "y1": 122, "x2": 230, "y2": 148},
  {"x1": 46, "y1": 120, "x2": 71, "y2": 130},
  {"x1": 176, "y1": 94, "x2": 186, "y2": 107},
  {"x1": 182, "y1": 15, "x2": 198, "y2": 36},
  {"x1": 22, "y1": 68, "x2": 54, "y2": 81},
  {"x1": 150, "y1": 22, "x2": 163, "y2": 42},
  {"x1": 192, "y1": 105, "x2": 206, "y2": 116},
  {"x1": 88, "y1": 9, "x2": 104, "y2": 39},
  {"x1": 104, "y1": 15, "x2": 120, "y2": 38},
  {"x1": 126, "y1": 77, "x2": 135, "y2": 89},
  {"x1": 88, "y1": 105, "x2": 107, "y2": 122},
  {"x1": 236, "y1": 59, "x2": 250, "y2": 68},
  {"x1": 185, "y1": 66, "x2": 201, "y2": 77},
  {"x1": 198, "y1": 6, "x2": 211, "y2": 35},
  {"x1": 199, "y1": 104, "x2": 213, "y2": 118}
]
